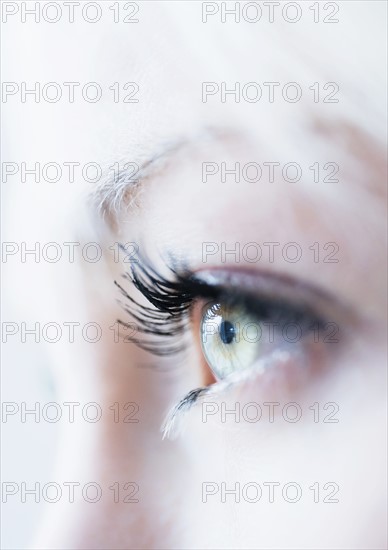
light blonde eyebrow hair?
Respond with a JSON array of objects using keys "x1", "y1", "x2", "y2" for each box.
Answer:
[
  {"x1": 90, "y1": 139, "x2": 185, "y2": 226},
  {"x1": 89, "y1": 127, "x2": 241, "y2": 227},
  {"x1": 90, "y1": 117, "x2": 387, "y2": 233}
]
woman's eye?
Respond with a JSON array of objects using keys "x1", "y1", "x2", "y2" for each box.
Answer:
[
  {"x1": 116, "y1": 256, "x2": 347, "y2": 396},
  {"x1": 196, "y1": 291, "x2": 333, "y2": 387},
  {"x1": 200, "y1": 302, "x2": 263, "y2": 380}
]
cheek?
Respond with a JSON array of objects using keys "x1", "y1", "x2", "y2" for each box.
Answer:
[{"x1": 178, "y1": 355, "x2": 384, "y2": 548}]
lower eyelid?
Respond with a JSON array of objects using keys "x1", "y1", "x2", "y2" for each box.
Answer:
[
  {"x1": 163, "y1": 350, "x2": 318, "y2": 439},
  {"x1": 163, "y1": 318, "x2": 348, "y2": 438},
  {"x1": 163, "y1": 295, "x2": 348, "y2": 438}
]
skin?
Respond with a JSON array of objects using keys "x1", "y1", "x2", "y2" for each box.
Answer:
[{"x1": 2, "y1": 2, "x2": 387, "y2": 549}]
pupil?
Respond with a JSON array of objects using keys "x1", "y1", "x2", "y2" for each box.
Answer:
[{"x1": 220, "y1": 320, "x2": 236, "y2": 344}]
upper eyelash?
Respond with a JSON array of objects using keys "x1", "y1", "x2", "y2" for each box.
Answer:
[
  {"x1": 114, "y1": 251, "x2": 335, "y2": 437},
  {"x1": 114, "y1": 251, "x2": 326, "y2": 356},
  {"x1": 114, "y1": 253, "x2": 214, "y2": 356}
]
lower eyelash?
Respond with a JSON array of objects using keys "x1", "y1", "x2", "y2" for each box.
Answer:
[
  {"x1": 162, "y1": 387, "x2": 209, "y2": 439},
  {"x1": 161, "y1": 354, "x2": 285, "y2": 439}
]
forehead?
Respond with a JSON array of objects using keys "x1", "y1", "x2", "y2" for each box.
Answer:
[
  {"x1": 5, "y1": 3, "x2": 385, "y2": 126},
  {"x1": 3, "y1": 2, "x2": 386, "y2": 214}
]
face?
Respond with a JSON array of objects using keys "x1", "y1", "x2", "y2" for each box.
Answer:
[{"x1": 2, "y1": 2, "x2": 387, "y2": 549}]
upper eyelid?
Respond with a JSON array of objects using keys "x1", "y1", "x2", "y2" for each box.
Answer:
[
  {"x1": 116, "y1": 251, "x2": 355, "y2": 362},
  {"x1": 193, "y1": 269, "x2": 336, "y2": 309},
  {"x1": 190, "y1": 268, "x2": 354, "y2": 327},
  {"x1": 127, "y1": 250, "x2": 349, "y2": 323}
]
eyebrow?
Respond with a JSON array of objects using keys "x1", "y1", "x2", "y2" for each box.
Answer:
[
  {"x1": 89, "y1": 126, "x2": 243, "y2": 227},
  {"x1": 90, "y1": 119, "x2": 386, "y2": 229},
  {"x1": 90, "y1": 138, "x2": 187, "y2": 226}
]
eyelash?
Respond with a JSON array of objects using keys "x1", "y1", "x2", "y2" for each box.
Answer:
[
  {"x1": 114, "y1": 252, "x2": 325, "y2": 356},
  {"x1": 114, "y1": 256, "x2": 217, "y2": 355},
  {"x1": 114, "y1": 252, "x2": 329, "y2": 436}
]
